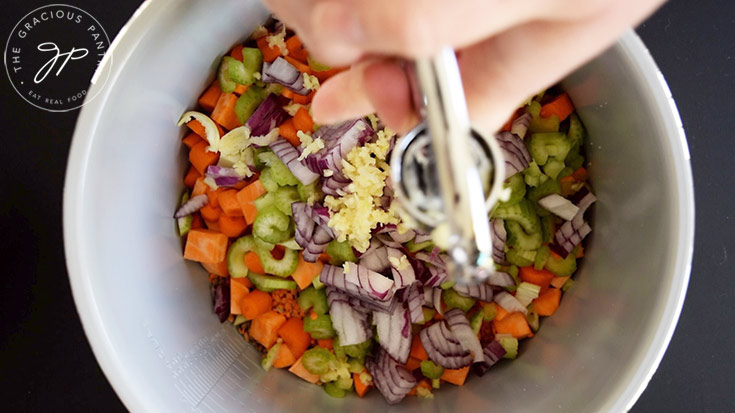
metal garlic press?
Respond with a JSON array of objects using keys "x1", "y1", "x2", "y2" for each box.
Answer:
[{"x1": 390, "y1": 48, "x2": 506, "y2": 284}]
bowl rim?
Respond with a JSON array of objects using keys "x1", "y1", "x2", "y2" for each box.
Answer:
[{"x1": 62, "y1": 1, "x2": 695, "y2": 411}]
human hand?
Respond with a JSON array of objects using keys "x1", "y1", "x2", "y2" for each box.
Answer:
[{"x1": 264, "y1": 0, "x2": 666, "y2": 133}]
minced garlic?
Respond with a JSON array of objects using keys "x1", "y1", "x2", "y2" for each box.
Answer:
[
  {"x1": 297, "y1": 130, "x2": 324, "y2": 160},
  {"x1": 266, "y1": 25, "x2": 288, "y2": 56},
  {"x1": 388, "y1": 254, "x2": 410, "y2": 270},
  {"x1": 303, "y1": 72, "x2": 320, "y2": 91}
]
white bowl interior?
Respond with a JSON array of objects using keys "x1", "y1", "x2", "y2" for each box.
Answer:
[{"x1": 64, "y1": 0, "x2": 693, "y2": 411}]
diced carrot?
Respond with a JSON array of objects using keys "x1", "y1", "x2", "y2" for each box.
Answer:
[
  {"x1": 410, "y1": 335, "x2": 428, "y2": 361},
  {"x1": 291, "y1": 253, "x2": 324, "y2": 290},
  {"x1": 284, "y1": 56, "x2": 311, "y2": 75},
  {"x1": 236, "y1": 180, "x2": 267, "y2": 224},
  {"x1": 256, "y1": 36, "x2": 281, "y2": 63},
  {"x1": 218, "y1": 214, "x2": 248, "y2": 237},
  {"x1": 187, "y1": 119, "x2": 207, "y2": 138},
  {"x1": 244, "y1": 251, "x2": 265, "y2": 274},
  {"x1": 441, "y1": 366, "x2": 470, "y2": 386},
  {"x1": 289, "y1": 356, "x2": 321, "y2": 384},
  {"x1": 184, "y1": 166, "x2": 200, "y2": 188},
  {"x1": 233, "y1": 83, "x2": 248, "y2": 95},
  {"x1": 182, "y1": 132, "x2": 204, "y2": 149},
  {"x1": 230, "y1": 44, "x2": 244, "y2": 61},
  {"x1": 200, "y1": 203, "x2": 221, "y2": 222},
  {"x1": 309, "y1": 312, "x2": 318, "y2": 320},
  {"x1": 189, "y1": 141, "x2": 219, "y2": 175},
  {"x1": 560, "y1": 175, "x2": 575, "y2": 183},
  {"x1": 316, "y1": 338, "x2": 333, "y2": 350},
  {"x1": 319, "y1": 252, "x2": 331, "y2": 263},
  {"x1": 230, "y1": 277, "x2": 251, "y2": 315},
  {"x1": 575, "y1": 245, "x2": 585, "y2": 258},
  {"x1": 241, "y1": 289, "x2": 273, "y2": 320},
  {"x1": 207, "y1": 189, "x2": 221, "y2": 209},
  {"x1": 278, "y1": 318, "x2": 311, "y2": 359},
  {"x1": 277, "y1": 118, "x2": 300, "y2": 146},
  {"x1": 519, "y1": 267, "x2": 555, "y2": 292},
  {"x1": 192, "y1": 176, "x2": 209, "y2": 197},
  {"x1": 406, "y1": 357, "x2": 422, "y2": 372},
  {"x1": 285, "y1": 35, "x2": 308, "y2": 62},
  {"x1": 540, "y1": 93, "x2": 574, "y2": 121},
  {"x1": 204, "y1": 219, "x2": 220, "y2": 232},
  {"x1": 313, "y1": 67, "x2": 342, "y2": 83},
  {"x1": 572, "y1": 166, "x2": 588, "y2": 182},
  {"x1": 273, "y1": 342, "x2": 296, "y2": 368},
  {"x1": 292, "y1": 107, "x2": 314, "y2": 133},
  {"x1": 354, "y1": 372, "x2": 370, "y2": 397},
  {"x1": 281, "y1": 88, "x2": 295, "y2": 100},
  {"x1": 408, "y1": 379, "x2": 431, "y2": 396},
  {"x1": 211, "y1": 93, "x2": 241, "y2": 130},
  {"x1": 292, "y1": 90, "x2": 315, "y2": 105},
  {"x1": 190, "y1": 213, "x2": 204, "y2": 230},
  {"x1": 534, "y1": 288, "x2": 562, "y2": 317},
  {"x1": 495, "y1": 304, "x2": 509, "y2": 322},
  {"x1": 550, "y1": 276, "x2": 570, "y2": 289},
  {"x1": 494, "y1": 312, "x2": 533, "y2": 339},
  {"x1": 218, "y1": 189, "x2": 243, "y2": 217},
  {"x1": 202, "y1": 257, "x2": 229, "y2": 277},
  {"x1": 250, "y1": 310, "x2": 287, "y2": 348},
  {"x1": 183, "y1": 229, "x2": 228, "y2": 263},
  {"x1": 198, "y1": 81, "x2": 222, "y2": 113}
]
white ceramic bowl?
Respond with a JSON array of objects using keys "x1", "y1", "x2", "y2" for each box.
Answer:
[{"x1": 64, "y1": 0, "x2": 694, "y2": 411}]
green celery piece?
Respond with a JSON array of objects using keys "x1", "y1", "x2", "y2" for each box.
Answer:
[
  {"x1": 470, "y1": 311, "x2": 484, "y2": 334},
  {"x1": 541, "y1": 215, "x2": 556, "y2": 244},
  {"x1": 297, "y1": 287, "x2": 329, "y2": 315},
  {"x1": 227, "y1": 235, "x2": 256, "y2": 278},
  {"x1": 274, "y1": 186, "x2": 300, "y2": 216},
  {"x1": 492, "y1": 198, "x2": 541, "y2": 234},
  {"x1": 301, "y1": 347, "x2": 335, "y2": 375},
  {"x1": 499, "y1": 173, "x2": 527, "y2": 206},
  {"x1": 217, "y1": 56, "x2": 239, "y2": 93},
  {"x1": 304, "y1": 314, "x2": 336, "y2": 339},
  {"x1": 253, "y1": 206, "x2": 292, "y2": 244},
  {"x1": 405, "y1": 239, "x2": 434, "y2": 253},
  {"x1": 497, "y1": 336, "x2": 519, "y2": 359},
  {"x1": 442, "y1": 289, "x2": 476, "y2": 312},
  {"x1": 528, "y1": 132, "x2": 571, "y2": 165},
  {"x1": 258, "y1": 151, "x2": 299, "y2": 186},
  {"x1": 234, "y1": 86, "x2": 266, "y2": 124},
  {"x1": 342, "y1": 340, "x2": 372, "y2": 360},
  {"x1": 259, "y1": 167, "x2": 280, "y2": 192},
  {"x1": 529, "y1": 114, "x2": 560, "y2": 133},
  {"x1": 297, "y1": 180, "x2": 323, "y2": 204},
  {"x1": 523, "y1": 161, "x2": 548, "y2": 188},
  {"x1": 482, "y1": 302, "x2": 498, "y2": 321},
  {"x1": 255, "y1": 245, "x2": 298, "y2": 277},
  {"x1": 177, "y1": 191, "x2": 193, "y2": 236},
  {"x1": 543, "y1": 158, "x2": 566, "y2": 180},
  {"x1": 420, "y1": 360, "x2": 445, "y2": 380},
  {"x1": 505, "y1": 220, "x2": 542, "y2": 251},
  {"x1": 527, "y1": 178, "x2": 562, "y2": 217},
  {"x1": 240, "y1": 48, "x2": 263, "y2": 85},
  {"x1": 248, "y1": 272, "x2": 297, "y2": 292},
  {"x1": 506, "y1": 248, "x2": 536, "y2": 267},
  {"x1": 544, "y1": 251, "x2": 577, "y2": 276},
  {"x1": 326, "y1": 240, "x2": 357, "y2": 265},
  {"x1": 261, "y1": 340, "x2": 281, "y2": 371},
  {"x1": 324, "y1": 381, "x2": 347, "y2": 398},
  {"x1": 534, "y1": 245, "x2": 551, "y2": 270}
]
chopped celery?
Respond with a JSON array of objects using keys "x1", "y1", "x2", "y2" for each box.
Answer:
[
  {"x1": 526, "y1": 309, "x2": 540, "y2": 332},
  {"x1": 523, "y1": 161, "x2": 548, "y2": 188},
  {"x1": 545, "y1": 251, "x2": 577, "y2": 276},
  {"x1": 302, "y1": 347, "x2": 334, "y2": 375},
  {"x1": 258, "y1": 151, "x2": 299, "y2": 186},
  {"x1": 562, "y1": 278, "x2": 576, "y2": 292},
  {"x1": 335, "y1": 376, "x2": 354, "y2": 391},
  {"x1": 259, "y1": 167, "x2": 280, "y2": 192},
  {"x1": 497, "y1": 335, "x2": 519, "y2": 359},
  {"x1": 541, "y1": 215, "x2": 556, "y2": 243},
  {"x1": 567, "y1": 113, "x2": 585, "y2": 148},
  {"x1": 500, "y1": 173, "x2": 527, "y2": 206},
  {"x1": 253, "y1": 192, "x2": 276, "y2": 211},
  {"x1": 558, "y1": 166, "x2": 575, "y2": 179},
  {"x1": 253, "y1": 235, "x2": 275, "y2": 252},
  {"x1": 482, "y1": 302, "x2": 498, "y2": 321},
  {"x1": 492, "y1": 199, "x2": 540, "y2": 234},
  {"x1": 347, "y1": 358, "x2": 365, "y2": 374},
  {"x1": 526, "y1": 101, "x2": 541, "y2": 117},
  {"x1": 566, "y1": 151, "x2": 585, "y2": 171},
  {"x1": 278, "y1": 238, "x2": 302, "y2": 250},
  {"x1": 233, "y1": 315, "x2": 247, "y2": 326},
  {"x1": 324, "y1": 381, "x2": 347, "y2": 398},
  {"x1": 529, "y1": 114, "x2": 560, "y2": 133},
  {"x1": 442, "y1": 289, "x2": 476, "y2": 312},
  {"x1": 420, "y1": 360, "x2": 445, "y2": 380},
  {"x1": 406, "y1": 239, "x2": 434, "y2": 253},
  {"x1": 325, "y1": 240, "x2": 357, "y2": 265},
  {"x1": 304, "y1": 314, "x2": 336, "y2": 339},
  {"x1": 255, "y1": 245, "x2": 298, "y2": 277},
  {"x1": 312, "y1": 275, "x2": 325, "y2": 290},
  {"x1": 506, "y1": 248, "x2": 536, "y2": 267},
  {"x1": 534, "y1": 245, "x2": 551, "y2": 270},
  {"x1": 418, "y1": 307, "x2": 436, "y2": 324},
  {"x1": 227, "y1": 235, "x2": 256, "y2": 278},
  {"x1": 333, "y1": 337, "x2": 346, "y2": 361},
  {"x1": 264, "y1": 82, "x2": 284, "y2": 96},
  {"x1": 528, "y1": 132, "x2": 571, "y2": 165},
  {"x1": 177, "y1": 191, "x2": 193, "y2": 236},
  {"x1": 261, "y1": 340, "x2": 281, "y2": 371},
  {"x1": 470, "y1": 311, "x2": 484, "y2": 334},
  {"x1": 342, "y1": 340, "x2": 372, "y2": 360},
  {"x1": 253, "y1": 207, "x2": 292, "y2": 244},
  {"x1": 274, "y1": 186, "x2": 300, "y2": 216},
  {"x1": 505, "y1": 220, "x2": 542, "y2": 251},
  {"x1": 515, "y1": 282, "x2": 541, "y2": 307},
  {"x1": 307, "y1": 55, "x2": 331, "y2": 72},
  {"x1": 432, "y1": 378, "x2": 441, "y2": 389},
  {"x1": 297, "y1": 287, "x2": 329, "y2": 315},
  {"x1": 527, "y1": 178, "x2": 562, "y2": 217},
  {"x1": 440, "y1": 280, "x2": 456, "y2": 290},
  {"x1": 240, "y1": 48, "x2": 263, "y2": 85},
  {"x1": 297, "y1": 180, "x2": 322, "y2": 204},
  {"x1": 543, "y1": 158, "x2": 566, "y2": 180},
  {"x1": 234, "y1": 85, "x2": 266, "y2": 124},
  {"x1": 248, "y1": 272, "x2": 297, "y2": 292},
  {"x1": 218, "y1": 56, "x2": 243, "y2": 93}
]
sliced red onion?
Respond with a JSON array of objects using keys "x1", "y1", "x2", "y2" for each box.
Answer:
[
  {"x1": 413, "y1": 230, "x2": 432, "y2": 244},
  {"x1": 494, "y1": 291, "x2": 527, "y2": 315},
  {"x1": 320, "y1": 264, "x2": 396, "y2": 306},
  {"x1": 511, "y1": 112, "x2": 532, "y2": 139},
  {"x1": 326, "y1": 288, "x2": 373, "y2": 346},
  {"x1": 404, "y1": 284, "x2": 425, "y2": 324},
  {"x1": 321, "y1": 176, "x2": 349, "y2": 197},
  {"x1": 366, "y1": 348, "x2": 416, "y2": 405},
  {"x1": 389, "y1": 229, "x2": 416, "y2": 244},
  {"x1": 473, "y1": 341, "x2": 506, "y2": 377},
  {"x1": 419, "y1": 320, "x2": 472, "y2": 369},
  {"x1": 445, "y1": 309, "x2": 484, "y2": 364},
  {"x1": 554, "y1": 189, "x2": 596, "y2": 256},
  {"x1": 304, "y1": 119, "x2": 374, "y2": 177},
  {"x1": 211, "y1": 282, "x2": 230, "y2": 323},
  {"x1": 539, "y1": 194, "x2": 580, "y2": 221},
  {"x1": 349, "y1": 294, "x2": 397, "y2": 314},
  {"x1": 173, "y1": 194, "x2": 208, "y2": 219},
  {"x1": 386, "y1": 248, "x2": 416, "y2": 289},
  {"x1": 261, "y1": 57, "x2": 309, "y2": 95},
  {"x1": 302, "y1": 225, "x2": 332, "y2": 262},
  {"x1": 292, "y1": 202, "x2": 315, "y2": 248},
  {"x1": 205, "y1": 165, "x2": 244, "y2": 187},
  {"x1": 360, "y1": 245, "x2": 390, "y2": 273},
  {"x1": 453, "y1": 282, "x2": 494, "y2": 302},
  {"x1": 496, "y1": 131, "x2": 532, "y2": 179},
  {"x1": 424, "y1": 266, "x2": 448, "y2": 288},
  {"x1": 245, "y1": 94, "x2": 289, "y2": 136},
  {"x1": 423, "y1": 286, "x2": 434, "y2": 306},
  {"x1": 373, "y1": 305, "x2": 412, "y2": 363},
  {"x1": 375, "y1": 233, "x2": 402, "y2": 249},
  {"x1": 487, "y1": 271, "x2": 516, "y2": 287},
  {"x1": 415, "y1": 248, "x2": 448, "y2": 269},
  {"x1": 432, "y1": 287, "x2": 443, "y2": 316},
  {"x1": 491, "y1": 219, "x2": 507, "y2": 265},
  {"x1": 269, "y1": 138, "x2": 320, "y2": 185}
]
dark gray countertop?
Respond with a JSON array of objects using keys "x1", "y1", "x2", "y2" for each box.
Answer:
[{"x1": 1, "y1": 0, "x2": 733, "y2": 411}]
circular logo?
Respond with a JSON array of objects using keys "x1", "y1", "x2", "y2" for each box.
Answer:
[{"x1": 4, "y1": 4, "x2": 111, "y2": 112}]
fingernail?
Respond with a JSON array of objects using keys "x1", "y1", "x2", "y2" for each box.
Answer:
[{"x1": 313, "y1": 2, "x2": 363, "y2": 46}]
